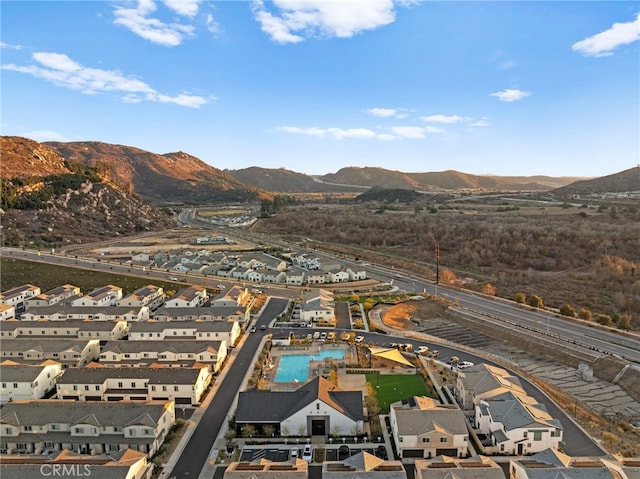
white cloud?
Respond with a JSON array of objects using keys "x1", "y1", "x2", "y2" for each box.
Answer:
[
  {"x1": 572, "y1": 13, "x2": 640, "y2": 57},
  {"x1": 1, "y1": 42, "x2": 22, "y2": 50},
  {"x1": 377, "y1": 133, "x2": 398, "y2": 141},
  {"x1": 164, "y1": 0, "x2": 200, "y2": 18},
  {"x1": 391, "y1": 126, "x2": 428, "y2": 139},
  {"x1": 424, "y1": 126, "x2": 445, "y2": 133},
  {"x1": 367, "y1": 107, "x2": 398, "y2": 118},
  {"x1": 278, "y1": 126, "x2": 376, "y2": 139},
  {"x1": 469, "y1": 120, "x2": 490, "y2": 127},
  {"x1": 366, "y1": 107, "x2": 408, "y2": 119},
  {"x1": 2, "y1": 52, "x2": 209, "y2": 108},
  {"x1": 252, "y1": 0, "x2": 398, "y2": 44},
  {"x1": 206, "y1": 14, "x2": 221, "y2": 36},
  {"x1": 23, "y1": 130, "x2": 70, "y2": 142},
  {"x1": 421, "y1": 114, "x2": 464, "y2": 124},
  {"x1": 490, "y1": 88, "x2": 531, "y2": 102},
  {"x1": 113, "y1": 0, "x2": 195, "y2": 46}
]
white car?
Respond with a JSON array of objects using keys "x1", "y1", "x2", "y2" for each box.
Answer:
[
  {"x1": 417, "y1": 346, "x2": 430, "y2": 355},
  {"x1": 290, "y1": 447, "x2": 299, "y2": 459},
  {"x1": 457, "y1": 361, "x2": 475, "y2": 369},
  {"x1": 355, "y1": 335, "x2": 365, "y2": 343},
  {"x1": 302, "y1": 445, "x2": 313, "y2": 462}
]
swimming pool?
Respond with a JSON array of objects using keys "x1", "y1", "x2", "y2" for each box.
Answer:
[{"x1": 274, "y1": 350, "x2": 345, "y2": 383}]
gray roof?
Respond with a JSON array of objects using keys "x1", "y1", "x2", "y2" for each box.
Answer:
[
  {"x1": 236, "y1": 376, "x2": 363, "y2": 423},
  {"x1": 459, "y1": 363, "x2": 523, "y2": 395},
  {"x1": 392, "y1": 401, "x2": 469, "y2": 436},
  {"x1": 23, "y1": 306, "x2": 144, "y2": 316},
  {"x1": 324, "y1": 452, "x2": 407, "y2": 478},
  {"x1": 57, "y1": 366, "x2": 202, "y2": 385},
  {"x1": 1, "y1": 319, "x2": 125, "y2": 331},
  {"x1": 1, "y1": 339, "x2": 96, "y2": 353},
  {"x1": 0, "y1": 400, "x2": 170, "y2": 427},
  {"x1": 152, "y1": 306, "x2": 244, "y2": 318},
  {"x1": 102, "y1": 340, "x2": 222, "y2": 354},
  {"x1": 0, "y1": 364, "x2": 57, "y2": 383},
  {"x1": 415, "y1": 456, "x2": 506, "y2": 479},
  {"x1": 484, "y1": 391, "x2": 562, "y2": 431},
  {"x1": 129, "y1": 320, "x2": 233, "y2": 333}
]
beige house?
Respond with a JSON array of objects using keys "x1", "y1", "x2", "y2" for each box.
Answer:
[
  {"x1": 152, "y1": 306, "x2": 249, "y2": 323},
  {"x1": 0, "y1": 284, "x2": 41, "y2": 312},
  {"x1": 0, "y1": 339, "x2": 100, "y2": 367},
  {"x1": 389, "y1": 396, "x2": 469, "y2": 460},
  {"x1": 0, "y1": 448, "x2": 153, "y2": 479},
  {"x1": 0, "y1": 303, "x2": 15, "y2": 321},
  {"x1": 414, "y1": 455, "x2": 505, "y2": 479},
  {"x1": 455, "y1": 363, "x2": 525, "y2": 410},
  {"x1": 56, "y1": 366, "x2": 212, "y2": 405},
  {"x1": 224, "y1": 458, "x2": 308, "y2": 479},
  {"x1": 0, "y1": 399, "x2": 175, "y2": 457},
  {"x1": 323, "y1": 452, "x2": 406, "y2": 479},
  {"x1": 21, "y1": 305, "x2": 149, "y2": 322}
]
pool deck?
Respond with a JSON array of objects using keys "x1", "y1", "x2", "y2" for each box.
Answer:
[{"x1": 264, "y1": 343, "x2": 355, "y2": 391}]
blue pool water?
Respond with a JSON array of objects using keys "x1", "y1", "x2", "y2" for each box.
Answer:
[{"x1": 274, "y1": 350, "x2": 345, "y2": 383}]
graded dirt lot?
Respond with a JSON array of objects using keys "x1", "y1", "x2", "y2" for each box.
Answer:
[{"x1": 75, "y1": 229, "x2": 257, "y2": 258}]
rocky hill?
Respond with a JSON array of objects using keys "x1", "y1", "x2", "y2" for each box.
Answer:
[
  {"x1": 318, "y1": 167, "x2": 583, "y2": 191},
  {"x1": 228, "y1": 166, "x2": 365, "y2": 193},
  {"x1": 43, "y1": 141, "x2": 259, "y2": 204},
  {"x1": 551, "y1": 166, "x2": 640, "y2": 197}
]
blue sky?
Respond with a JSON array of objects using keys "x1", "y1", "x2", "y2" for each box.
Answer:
[{"x1": 1, "y1": 1, "x2": 639, "y2": 177}]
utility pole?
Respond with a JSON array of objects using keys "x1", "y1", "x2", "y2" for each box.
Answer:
[{"x1": 435, "y1": 243, "x2": 440, "y2": 298}]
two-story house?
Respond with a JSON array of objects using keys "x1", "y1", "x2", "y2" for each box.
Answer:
[
  {"x1": 127, "y1": 320, "x2": 241, "y2": 347},
  {"x1": 56, "y1": 366, "x2": 211, "y2": 405},
  {"x1": 71, "y1": 285, "x2": 123, "y2": 307},
  {"x1": 0, "y1": 284, "x2": 41, "y2": 313},
  {"x1": 0, "y1": 339, "x2": 100, "y2": 368},
  {"x1": 25, "y1": 284, "x2": 81, "y2": 308},
  {"x1": 389, "y1": 396, "x2": 469, "y2": 460},
  {"x1": 0, "y1": 361, "x2": 62, "y2": 403},
  {"x1": 0, "y1": 399, "x2": 175, "y2": 457},
  {"x1": 164, "y1": 286, "x2": 208, "y2": 308},
  {"x1": 99, "y1": 340, "x2": 227, "y2": 372},
  {"x1": 116, "y1": 285, "x2": 165, "y2": 311}
]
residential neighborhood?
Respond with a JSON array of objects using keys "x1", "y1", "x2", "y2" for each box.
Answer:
[{"x1": 0, "y1": 279, "x2": 637, "y2": 479}]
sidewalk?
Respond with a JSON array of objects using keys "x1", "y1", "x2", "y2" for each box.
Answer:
[{"x1": 157, "y1": 325, "x2": 258, "y2": 479}]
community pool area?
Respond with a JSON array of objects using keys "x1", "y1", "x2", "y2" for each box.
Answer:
[{"x1": 274, "y1": 349, "x2": 345, "y2": 383}]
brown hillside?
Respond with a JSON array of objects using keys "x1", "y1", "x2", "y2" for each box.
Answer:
[{"x1": 0, "y1": 136, "x2": 71, "y2": 178}]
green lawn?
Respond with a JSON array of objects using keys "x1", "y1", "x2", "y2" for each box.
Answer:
[
  {"x1": 366, "y1": 374, "x2": 433, "y2": 413},
  {"x1": 1, "y1": 257, "x2": 182, "y2": 295}
]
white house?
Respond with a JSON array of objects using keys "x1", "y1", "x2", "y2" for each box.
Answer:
[
  {"x1": 325, "y1": 269, "x2": 350, "y2": 283},
  {"x1": 25, "y1": 284, "x2": 81, "y2": 308},
  {"x1": 0, "y1": 319, "x2": 129, "y2": 342},
  {"x1": 21, "y1": 306, "x2": 149, "y2": 322},
  {"x1": 116, "y1": 285, "x2": 164, "y2": 311},
  {"x1": 347, "y1": 268, "x2": 367, "y2": 281},
  {"x1": 455, "y1": 363, "x2": 526, "y2": 411},
  {"x1": 0, "y1": 284, "x2": 41, "y2": 312},
  {"x1": 474, "y1": 391, "x2": 563, "y2": 455},
  {"x1": 0, "y1": 361, "x2": 63, "y2": 403},
  {"x1": 0, "y1": 339, "x2": 101, "y2": 367},
  {"x1": 71, "y1": 285, "x2": 122, "y2": 307},
  {"x1": 300, "y1": 290, "x2": 335, "y2": 325},
  {"x1": 389, "y1": 396, "x2": 469, "y2": 460},
  {"x1": 285, "y1": 271, "x2": 306, "y2": 285},
  {"x1": 235, "y1": 376, "x2": 363, "y2": 437},
  {"x1": 164, "y1": 286, "x2": 208, "y2": 308},
  {"x1": 127, "y1": 320, "x2": 242, "y2": 346}
]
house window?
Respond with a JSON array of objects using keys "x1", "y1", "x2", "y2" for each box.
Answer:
[
  {"x1": 523, "y1": 431, "x2": 528, "y2": 438},
  {"x1": 162, "y1": 386, "x2": 167, "y2": 391},
  {"x1": 84, "y1": 385, "x2": 89, "y2": 391},
  {"x1": 533, "y1": 431, "x2": 543, "y2": 441},
  {"x1": 95, "y1": 385, "x2": 100, "y2": 391},
  {"x1": 174, "y1": 386, "x2": 179, "y2": 391},
  {"x1": 118, "y1": 382, "x2": 123, "y2": 388},
  {"x1": 422, "y1": 437, "x2": 430, "y2": 443},
  {"x1": 73, "y1": 385, "x2": 78, "y2": 391},
  {"x1": 12, "y1": 383, "x2": 18, "y2": 389},
  {"x1": 439, "y1": 437, "x2": 447, "y2": 443},
  {"x1": 316, "y1": 403, "x2": 320, "y2": 410}
]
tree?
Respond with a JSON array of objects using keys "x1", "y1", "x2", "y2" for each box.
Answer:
[
  {"x1": 528, "y1": 294, "x2": 544, "y2": 308},
  {"x1": 515, "y1": 292, "x2": 527, "y2": 304},
  {"x1": 559, "y1": 304, "x2": 576, "y2": 317},
  {"x1": 481, "y1": 283, "x2": 496, "y2": 296},
  {"x1": 578, "y1": 307, "x2": 592, "y2": 321},
  {"x1": 596, "y1": 314, "x2": 613, "y2": 326},
  {"x1": 242, "y1": 425, "x2": 257, "y2": 438},
  {"x1": 441, "y1": 269, "x2": 456, "y2": 285},
  {"x1": 263, "y1": 424, "x2": 275, "y2": 438}
]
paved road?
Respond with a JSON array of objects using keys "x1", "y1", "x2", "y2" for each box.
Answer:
[{"x1": 167, "y1": 298, "x2": 289, "y2": 479}]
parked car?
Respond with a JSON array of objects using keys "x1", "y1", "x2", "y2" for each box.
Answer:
[
  {"x1": 458, "y1": 361, "x2": 475, "y2": 369},
  {"x1": 302, "y1": 444, "x2": 313, "y2": 462},
  {"x1": 355, "y1": 335, "x2": 365, "y2": 343},
  {"x1": 260, "y1": 325, "x2": 266, "y2": 330},
  {"x1": 250, "y1": 327, "x2": 256, "y2": 333},
  {"x1": 290, "y1": 447, "x2": 299, "y2": 459},
  {"x1": 417, "y1": 346, "x2": 429, "y2": 355},
  {"x1": 338, "y1": 445, "x2": 350, "y2": 460}
]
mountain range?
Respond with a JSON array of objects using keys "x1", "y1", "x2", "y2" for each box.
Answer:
[{"x1": 1, "y1": 136, "x2": 637, "y2": 204}]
